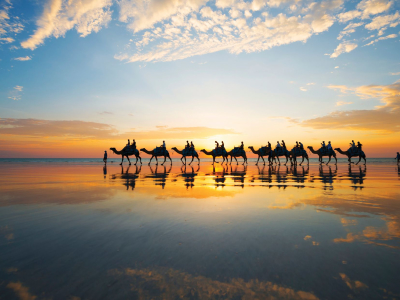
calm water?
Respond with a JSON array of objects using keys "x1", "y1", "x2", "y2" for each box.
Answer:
[{"x1": 0, "y1": 159, "x2": 400, "y2": 299}]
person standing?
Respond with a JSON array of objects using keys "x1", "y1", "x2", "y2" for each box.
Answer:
[
  {"x1": 395, "y1": 152, "x2": 400, "y2": 164},
  {"x1": 103, "y1": 150, "x2": 107, "y2": 164}
]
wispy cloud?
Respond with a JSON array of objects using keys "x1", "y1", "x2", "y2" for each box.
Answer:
[
  {"x1": 300, "y1": 87, "x2": 307, "y2": 91},
  {"x1": 21, "y1": 0, "x2": 113, "y2": 50},
  {"x1": 0, "y1": 118, "x2": 237, "y2": 140},
  {"x1": 364, "y1": 33, "x2": 397, "y2": 46},
  {"x1": 330, "y1": 41, "x2": 358, "y2": 58},
  {"x1": 98, "y1": 111, "x2": 113, "y2": 115},
  {"x1": 13, "y1": 56, "x2": 31, "y2": 61},
  {"x1": 7, "y1": 86, "x2": 23, "y2": 101},
  {"x1": 297, "y1": 80, "x2": 400, "y2": 132},
  {"x1": 336, "y1": 101, "x2": 352, "y2": 106},
  {"x1": 0, "y1": 1, "x2": 24, "y2": 45},
  {"x1": 391, "y1": 72, "x2": 400, "y2": 75}
]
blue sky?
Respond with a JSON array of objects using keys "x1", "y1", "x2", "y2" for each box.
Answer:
[{"x1": 0, "y1": 0, "x2": 400, "y2": 156}]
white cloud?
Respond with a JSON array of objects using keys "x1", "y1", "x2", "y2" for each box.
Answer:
[
  {"x1": 335, "y1": 66, "x2": 339, "y2": 68},
  {"x1": 336, "y1": 101, "x2": 352, "y2": 106},
  {"x1": 337, "y1": 22, "x2": 364, "y2": 40},
  {"x1": 338, "y1": 10, "x2": 362, "y2": 23},
  {"x1": 365, "y1": 12, "x2": 400, "y2": 31},
  {"x1": 357, "y1": 0, "x2": 393, "y2": 19},
  {"x1": 116, "y1": 0, "x2": 345, "y2": 62},
  {"x1": 21, "y1": 0, "x2": 112, "y2": 50},
  {"x1": 0, "y1": 1, "x2": 24, "y2": 44},
  {"x1": 13, "y1": 56, "x2": 31, "y2": 61},
  {"x1": 364, "y1": 33, "x2": 397, "y2": 46},
  {"x1": 8, "y1": 85, "x2": 23, "y2": 101},
  {"x1": 391, "y1": 72, "x2": 400, "y2": 75},
  {"x1": 300, "y1": 87, "x2": 307, "y2": 91},
  {"x1": 330, "y1": 41, "x2": 358, "y2": 58},
  {"x1": 306, "y1": 82, "x2": 315, "y2": 85}
]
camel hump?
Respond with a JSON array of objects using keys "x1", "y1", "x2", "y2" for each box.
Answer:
[
  {"x1": 258, "y1": 147, "x2": 267, "y2": 155},
  {"x1": 232, "y1": 148, "x2": 245, "y2": 156},
  {"x1": 153, "y1": 147, "x2": 168, "y2": 155},
  {"x1": 212, "y1": 148, "x2": 226, "y2": 156},
  {"x1": 183, "y1": 148, "x2": 197, "y2": 156}
]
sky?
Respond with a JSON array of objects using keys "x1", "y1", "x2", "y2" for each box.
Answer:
[{"x1": 0, "y1": 0, "x2": 400, "y2": 158}]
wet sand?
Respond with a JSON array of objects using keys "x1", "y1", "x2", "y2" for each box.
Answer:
[{"x1": 1, "y1": 160, "x2": 400, "y2": 299}]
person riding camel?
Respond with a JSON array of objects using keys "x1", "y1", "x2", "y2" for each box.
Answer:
[
  {"x1": 221, "y1": 141, "x2": 225, "y2": 150},
  {"x1": 267, "y1": 142, "x2": 271, "y2": 149},
  {"x1": 321, "y1": 141, "x2": 326, "y2": 152},
  {"x1": 185, "y1": 140, "x2": 190, "y2": 149},
  {"x1": 357, "y1": 141, "x2": 362, "y2": 152},
  {"x1": 127, "y1": 139, "x2": 130, "y2": 146},
  {"x1": 276, "y1": 141, "x2": 281, "y2": 149},
  {"x1": 215, "y1": 141, "x2": 219, "y2": 149},
  {"x1": 327, "y1": 141, "x2": 332, "y2": 152},
  {"x1": 240, "y1": 141, "x2": 244, "y2": 149},
  {"x1": 351, "y1": 140, "x2": 356, "y2": 149},
  {"x1": 281, "y1": 140, "x2": 286, "y2": 150},
  {"x1": 296, "y1": 141, "x2": 299, "y2": 148},
  {"x1": 395, "y1": 152, "x2": 400, "y2": 164},
  {"x1": 299, "y1": 142, "x2": 304, "y2": 150},
  {"x1": 131, "y1": 139, "x2": 136, "y2": 149},
  {"x1": 190, "y1": 141, "x2": 195, "y2": 150}
]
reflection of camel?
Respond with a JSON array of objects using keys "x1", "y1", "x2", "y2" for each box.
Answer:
[
  {"x1": 289, "y1": 147, "x2": 309, "y2": 166},
  {"x1": 172, "y1": 147, "x2": 200, "y2": 165},
  {"x1": 348, "y1": 165, "x2": 366, "y2": 187},
  {"x1": 110, "y1": 147, "x2": 142, "y2": 165},
  {"x1": 307, "y1": 146, "x2": 337, "y2": 165},
  {"x1": 179, "y1": 164, "x2": 200, "y2": 189},
  {"x1": 335, "y1": 148, "x2": 366, "y2": 165},
  {"x1": 200, "y1": 149, "x2": 228, "y2": 164},
  {"x1": 227, "y1": 148, "x2": 248, "y2": 165},
  {"x1": 111, "y1": 165, "x2": 141, "y2": 190},
  {"x1": 228, "y1": 165, "x2": 247, "y2": 187},
  {"x1": 146, "y1": 164, "x2": 172, "y2": 189},
  {"x1": 317, "y1": 165, "x2": 337, "y2": 189},
  {"x1": 207, "y1": 165, "x2": 228, "y2": 186},
  {"x1": 248, "y1": 146, "x2": 268, "y2": 165},
  {"x1": 290, "y1": 165, "x2": 309, "y2": 184},
  {"x1": 140, "y1": 148, "x2": 172, "y2": 166}
]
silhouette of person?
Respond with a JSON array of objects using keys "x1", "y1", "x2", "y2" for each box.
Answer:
[
  {"x1": 296, "y1": 141, "x2": 299, "y2": 148},
  {"x1": 186, "y1": 140, "x2": 190, "y2": 149},
  {"x1": 357, "y1": 141, "x2": 362, "y2": 151},
  {"x1": 351, "y1": 140, "x2": 356, "y2": 149},
  {"x1": 215, "y1": 141, "x2": 219, "y2": 149},
  {"x1": 327, "y1": 141, "x2": 332, "y2": 151},
  {"x1": 190, "y1": 141, "x2": 194, "y2": 149},
  {"x1": 396, "y1": 152, "x2": 400, "y2": 164},
  {"x1": 221, "y1": 141, "x2": 225, "y2": 150},
  {"x1": 103, "y1": 150, "x2": 107, "y2": 164},
  {"x1": 240, "y1": 141, "x2": 244, "y2": 149},
  {"x1": 299, "y1": 142, "x2": 304, "y2": 150},
  {"x1": 281, "y1": 140, "x2": 286, "y2": 150},
  {"x1": 131, "y1": 139, "x2": 136, "y2": 149},
  {"x1": 127, "y1": 139, "x2": 130, "y2": 146},
  {"x1": 267, "y1": 141, "x2": 271, "y2": 149},
  {"x1": 276, "y1": 141, "x2": 281, "y2": 149},
  {"x1": 321, "y1": 141, "x2": 326, "y2": 149}
]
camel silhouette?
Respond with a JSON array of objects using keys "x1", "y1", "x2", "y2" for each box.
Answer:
[
  {"x1": 335, "y1": 147, "x2": 366, "y2": 165},
  {"x1": 110, "y1": 147, "x2": 142, "y2": 165},
  {"x1": 172, "y1": 147, "x2": 200, "y2": 165},
  {"x1": 200, "y1": 149, "x2": 229, "y2": 164},
  {"x1": 268, "y1": 148, "x2": 291, "y2": 166},
  {"x1": 289, "y1": 147, "x2": 309, "y2": 166},
  {"x1": 248, "y1": 146, "x2": 269, "y2": 165},
  {"x1": 140, "y1": 148, "x2": 172, "y2": 166},
  {"x1": 307, "y1": 146, "x2": 337, "y2": 165},
  {"x1": 227, "y1": 148, "x2": 248, "y2": 165}
]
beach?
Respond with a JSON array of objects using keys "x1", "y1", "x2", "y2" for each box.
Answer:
[{"x1": 1, "y1": 159, "x2": 399, "y2": 299}]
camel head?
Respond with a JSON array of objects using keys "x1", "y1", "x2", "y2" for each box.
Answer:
[
  {"x1": 248, "y1": 146, "x2": 254, "y2": 149},
  {"x1": 307, "y1": 146, "x2": 312, "y2": 149},
  {"x1": 110, "y1": 147, "x2": 117, "y2": 153},
  {"x1": 140, "y1": 148, "x2": 146, "y2": 151}
]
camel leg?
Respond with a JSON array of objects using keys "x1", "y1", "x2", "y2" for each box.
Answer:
[
  {"x1": 284, "y1": 156, "x2": 288, "y2": 166},
  {"x1": 277, "y1": 157, "x2": 280, "y2": 165},
  {"x1": 261, "y1": 156, "x2": 265, "y2": 165},
  {"x1": 189, "y1": 156, "x2": 194, "y2": 165},
  {"x1": 326, "y1": 155, "x2": 331, "y2": 165},
  {"x1": 256, "y1": 156, "x2": 259, "y2": 165},
  {"x1": 127, "y1": 156, "x2": 131, "y2": 165},
  {"x1": 134, "y1": 155, "x2": 138, "y2": 165},
  {"x1": 334, "y1": 155, "x2": 337, "y2": 165},
  {"x1": 355, "y1": 156, "x2": 361, "y2": 165},
  {"x1": 348, "y1": 156, "x2": 352, "y2": 165},
  {"x1": 300, "y1": 156, "x2": 305, "y2": 166},
  {"x1": 363, "y1": 155, "x2": 366, "y2": 165},
  {"x1": 155, "y1": 156, "x2": 159, "y2": 165},
  {"x1": 212, "y1": 156, "x2": 215, "y2": 164},
  {"x1": 169, "y1": 154, "x2": 172, "y2": 164},
  {"x1": 161, "y1": 155, "x2": 167, "y2": 165},
  {"x1": 234, "y1": 156, "x2": 238, "y2": 165},
  {"x1": 120, "y1": 155, "x2": 124, "y2": 165},
  {"x1": 148, "y1": 155, "x2": 154, "y2": 165}
]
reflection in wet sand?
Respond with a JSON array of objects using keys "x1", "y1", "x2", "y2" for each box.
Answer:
[{"x1": 1, "y1": 161, "x2": 400, "y2": 299}]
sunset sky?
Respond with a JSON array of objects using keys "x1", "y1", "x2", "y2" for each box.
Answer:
[{"x1": 0, "y1": 0, "x2": 399, "y2": 157}]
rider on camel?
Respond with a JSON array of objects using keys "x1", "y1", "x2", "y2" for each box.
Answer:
[
  {"x1": 281, "y1": 140, "x2": 286, "y2": 150},
  {"x1": 215, "y1": 141, "x2": 219, "y2": 149},
  {"x1": 240, "y1": 141, "x2": 244, "y2": 149},
  {"x1": 299, "y1": 142, "x2": 304, "y2": 150},
  {"x1": 131, "y1": 139, "x2": 136, "y2": 149},
  {"x1": 327, "y1": 141, "x2": 332, "y2": 152}
]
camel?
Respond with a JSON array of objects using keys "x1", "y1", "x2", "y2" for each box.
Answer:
[
  {"x1": 227, "y1": 148, "x2": 248, "y2": 165},
  {"x1": 307, "y1": 146, "x2": 337, "y2": 165},
  {"x1": 289, "y1": 147, "x2": 309, "y2": 166},
  {"x1": 334, "y1": 148, "x2": 366, "y2": 165},
  {"x1": 140, "y1": 147, "x2": 172, "y2": 165},
  {"x1": 200, "y1": 149, "x2": 228, "y2": 164},
  {"x1": 172, "y1": 147, "x2": 200, "y2": 165},
  {"x1": 110, "y1": 147, "x2": 142, "y2": 165},
  {"x1": 248, "y1": 146, "x2": 269, "y2": 165},
  {"x1": 268, "y1": 148, "x2": 291, "y2": 166}
]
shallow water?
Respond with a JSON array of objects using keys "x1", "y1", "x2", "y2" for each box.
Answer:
[{"x1": 0, "y1": 160, "x2": 400, "y2": 300}]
